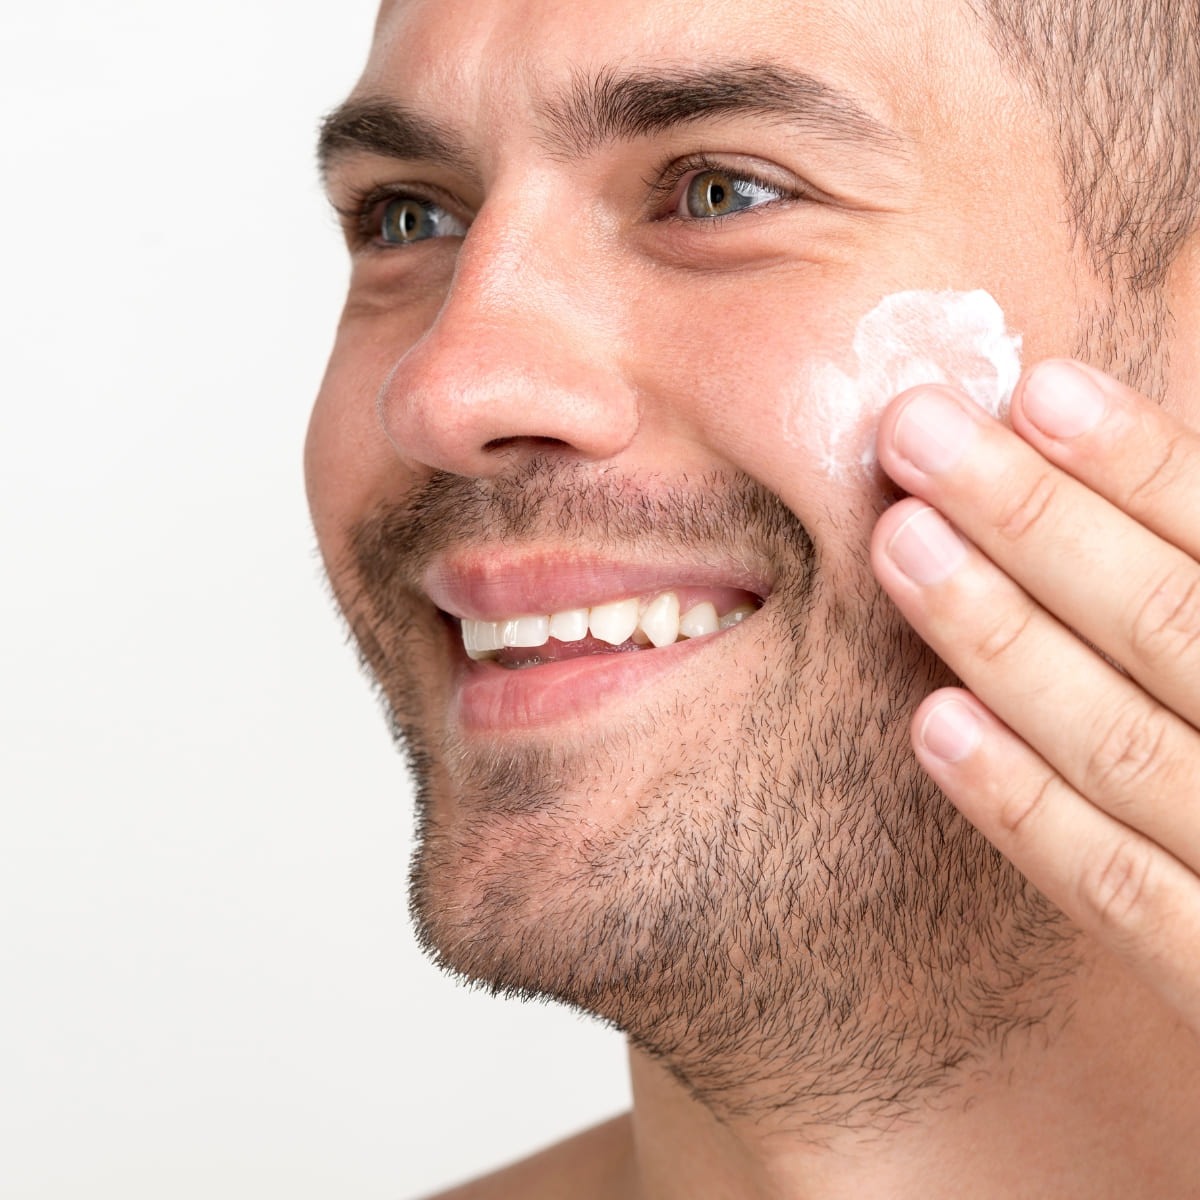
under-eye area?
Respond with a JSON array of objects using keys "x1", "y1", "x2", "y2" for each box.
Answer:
[{"x1": 459, "y1": 587, "x2": 763, "y2": 668}]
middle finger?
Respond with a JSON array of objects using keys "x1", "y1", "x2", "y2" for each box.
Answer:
[
  {"x1": 870, "y1": 497, "x2": 1200, "y2": 875},
  {"x1": 875, "y1": 383, "x2": 1200, "y2": 730}
]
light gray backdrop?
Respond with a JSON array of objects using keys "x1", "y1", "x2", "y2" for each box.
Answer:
[{"x1": 0, "y1": 3, "x2": 629, "y2": 1196}]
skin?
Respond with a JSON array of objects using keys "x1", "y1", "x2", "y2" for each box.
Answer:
[{"x1": 307, "y1": 0, "x2": 1200, "y2": 1194}]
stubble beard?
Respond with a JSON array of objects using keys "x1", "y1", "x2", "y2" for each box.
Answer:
[{"x1": 341, "y1": 462, "x2": 1077, "y2": 1131}]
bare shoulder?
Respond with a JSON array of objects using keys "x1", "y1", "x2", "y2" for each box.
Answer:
[{"x1": 421, "y1": 1112, "x2": 635, "y2": 1200}]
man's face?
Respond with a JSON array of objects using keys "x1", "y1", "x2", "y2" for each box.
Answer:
[{"x1": 308, "y1": 0, "x2": 1095, "y2": 1115}]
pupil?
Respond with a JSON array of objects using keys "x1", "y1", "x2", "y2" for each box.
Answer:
[
  {"x1": 385, "y1": 200, "x2": 423, "y2": 242},
  {"x1": 707, "y1": 179, "x2": 727, "y2": 210}
]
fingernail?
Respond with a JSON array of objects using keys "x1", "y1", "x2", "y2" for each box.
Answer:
[
  {"x1": 893, "y1": 388, "x2": 976, "y2": 474},
  {"x1": 1022, "y1": 361, "x2": 1107, "y2": 438},
  {"x1": 887, "y1": 507, "x2": 967, "y2": 585},
  {"x1": 919, "y1": 699, "x2": 981, "y2": 763}
]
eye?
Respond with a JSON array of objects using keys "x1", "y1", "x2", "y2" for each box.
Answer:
[
  {"x1": 678, "y1": 169, "x2": 787, "y2": 219},
  {"x1": 378, "y1": 195, "x2": 467, "y2": 245}
]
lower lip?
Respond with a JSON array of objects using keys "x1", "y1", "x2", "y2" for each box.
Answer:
[{"x1": 452, "y1": 633, "x2": 723, "y2": 735}]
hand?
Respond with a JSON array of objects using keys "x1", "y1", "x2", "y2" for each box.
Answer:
[{"x1": 871, "y1": 360, "x2": 1200, "y2": 1036}]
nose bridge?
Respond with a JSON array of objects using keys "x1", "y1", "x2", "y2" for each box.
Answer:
[
  {"x1": 378, "y1": 184, "x2": 637, "y2": 476},
  {"x1": 453, "y1": 191, "x2": 576, "y2": 329}
]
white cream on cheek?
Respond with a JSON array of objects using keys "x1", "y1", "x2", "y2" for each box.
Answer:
[{"x1": 793, "y1": 290, "x2": 1023, "y2": 480}]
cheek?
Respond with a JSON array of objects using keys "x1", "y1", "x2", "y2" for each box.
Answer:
[
  {"x1": 626, "y1": 277, "x2": 890, "y2": 554},
  {"x1": 304, "y1": 320, "x2": 417, "y2": 564},
  {"x1": 626, "y1": 282, "x2": 1032, "y2": 576}
]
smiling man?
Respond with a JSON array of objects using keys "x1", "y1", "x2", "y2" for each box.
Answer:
[{"x1": 307, "y1": 0, "x2": 1200, "y2": 1195}]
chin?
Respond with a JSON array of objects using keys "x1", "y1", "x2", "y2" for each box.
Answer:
[{"x1": 338, "y1": 467, "x2": 1078, "y2": 1124}]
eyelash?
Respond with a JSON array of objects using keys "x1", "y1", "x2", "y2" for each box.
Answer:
[
  {"x1": 334, "y1": 182, "x2": 459, "y2": 250},
  {"x1": 646, "y1": 152, "x2": 802, "y2": 222},
  {"x1": 335, "y1": 153, "x2": 802, "y2": 249}
]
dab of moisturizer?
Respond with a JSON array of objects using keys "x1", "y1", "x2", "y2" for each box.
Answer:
[{"x1": 800, "y1": 290, "x2": 1023, "y2": 479}]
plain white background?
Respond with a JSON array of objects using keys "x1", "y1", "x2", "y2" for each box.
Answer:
[{"x1": 1, "y1": 2, "x2": 629, "y2": 1196}]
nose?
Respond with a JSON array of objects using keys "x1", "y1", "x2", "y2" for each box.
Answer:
[{"x1": 377, "y1": 204, "x2": 640, "y2": 478}]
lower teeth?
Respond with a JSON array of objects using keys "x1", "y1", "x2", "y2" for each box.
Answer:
[{"x1": 500, "y1": 639, "x2": 647, "y2": 670}]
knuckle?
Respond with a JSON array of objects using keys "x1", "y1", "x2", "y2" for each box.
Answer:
[
  {"x1": 1124, "y1": 431, "x2": 1189, "y2": 509},
  {"x1": 995, "y1": 470, "x2": 1060, "y2": 544},
  {"x1": 1078, "y1": 835, "x2": 1158, "y2": 934},
  {"x1": 1086, "y1": 700, "x2": 1171, "y2": 799},
  {"x1": 996, "y1": 770, "x2": 1057, "y2": 838},
  {"x1": 1130, "y1": 568, "x2": 1200, "y2": 667},
  {"x1": 972, "y1": 606, "x2": 1036, "y2": 666}
]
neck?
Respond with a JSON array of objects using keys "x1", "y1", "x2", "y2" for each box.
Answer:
[{"x1": 624, "y1": 945, "x2": 1200, "y2": 1199}]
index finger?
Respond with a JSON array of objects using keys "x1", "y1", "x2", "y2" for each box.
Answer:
[
  {"x1": 874, "y1": 363, "x2": 1200, "y2": 725},
  {"x1": 1010, "y1": 360, "x2": 1200, "y2": 561}
]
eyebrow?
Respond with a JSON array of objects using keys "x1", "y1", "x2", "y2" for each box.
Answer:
[
  {"x1": 540, "y1": 63, "x2": 909, "y2": 160},
  {"x1": 317, "y1": 99, "x2": 473, "y2": 180},
  {"x1": 317, "y1": 60, "x2": 909, "y2": 180}
]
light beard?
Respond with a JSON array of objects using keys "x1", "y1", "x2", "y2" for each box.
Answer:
[{"x1": 340, "y1": 463, "x2": 1078, "y2": 1132}]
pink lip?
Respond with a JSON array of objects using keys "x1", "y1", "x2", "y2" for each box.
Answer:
[
  {"x1": 451, "y1": 630, "x2": 727, "y2": 735},
  {"x1": 424, "y1": 551, "x2": 771, "y2": 620},
  {"x1": 423, "y1": 548, "x2": 770, "y2": 736}
]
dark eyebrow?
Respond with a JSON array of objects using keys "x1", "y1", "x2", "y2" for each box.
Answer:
[
  {"x1": 317, "y1": 97, "x2": 473, "y2": 181},
  {"x1": 538, "y1": 62, "x2": 910, "y2": 160},
  {"x1": 316, "y1": 61, "x2": 909, "y2": 182}
]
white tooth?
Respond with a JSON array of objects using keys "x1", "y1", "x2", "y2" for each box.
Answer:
[
  {"x1": 638, "y1": 592, "x2": 680, "y2": 648},
  {"x1": 679, "y1": 601, "x2": 719, "y2": 639},
  {"x1": 718, "y1": 603, "x2": 756, "y2": 630},
  {"x1": 589, "y1": 598, "x2": 640, "y2": 645},
  {"x1": 462, "y1": 620, "x2": 480, "y2": 655},
  {"x1": 462, "y1": 619, "x2": 502, "y2": 657},
  {"x1": 548, "y1": 608, "x2": 589, "y2": 642},
  {"x1": 502, "y1": 615, "x2": 550, "y2": 648},
  {"x1": 474, "y1": 620, "x2": 504, "y2": 652}
]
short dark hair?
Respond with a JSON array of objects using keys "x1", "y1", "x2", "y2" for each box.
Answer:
[{"x1": 970, "y1": 1, "x2": 1200, "y2": 293}]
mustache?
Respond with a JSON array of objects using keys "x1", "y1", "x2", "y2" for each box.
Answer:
[{"x1": 347, "y1": 456, "x2": 817, "y2": 596}]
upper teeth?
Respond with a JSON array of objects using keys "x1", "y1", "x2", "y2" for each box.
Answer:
[{"x1": 461, "y1": 593, "x2": 756, "y2": 660}]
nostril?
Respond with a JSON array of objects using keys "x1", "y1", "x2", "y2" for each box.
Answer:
[{"x1": 483, "y1": 435, "x2": 573, "y2": 453}]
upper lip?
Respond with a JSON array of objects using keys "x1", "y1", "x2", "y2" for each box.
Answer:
[{"x1": 423, "y1": 550, "x2": 773, "y2": 621}]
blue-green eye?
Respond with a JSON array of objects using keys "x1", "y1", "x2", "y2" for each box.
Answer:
[
  {"x1": 680, "y1": 170, "x2": 785, "y2": 219},
  {"x1": 379, "y1": 196, "x2": 467, "y2": 245}
]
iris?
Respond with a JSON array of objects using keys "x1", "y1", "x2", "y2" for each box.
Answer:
[
  {"x1": 684, "y1": 170, "x2": 782, "y2": 218},
  {"x1": 380, "y1": 196, "x2": 466, "y2": 244}
]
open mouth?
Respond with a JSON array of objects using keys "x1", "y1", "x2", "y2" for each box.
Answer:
[{"x1": 459, "y1": 586, "x2": 763, "y2": 669}]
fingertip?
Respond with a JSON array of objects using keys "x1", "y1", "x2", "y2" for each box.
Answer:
[
  {"x1": 1013, "y1": 359, "x2": 1109, "y2": 441},
  {"x1": 869, "y1": 495, "x2": 933, "y2": 575},
  {"x1": 913, "y1": 691, "x2": 983, "y2": 765},
  {"x1": 875, "y1": 383, "x2": 975, "y2": 478}
]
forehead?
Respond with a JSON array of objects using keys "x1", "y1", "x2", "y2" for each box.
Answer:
[{"x1": 362, "y1": 0, "x2": 989, "y2": 141}]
